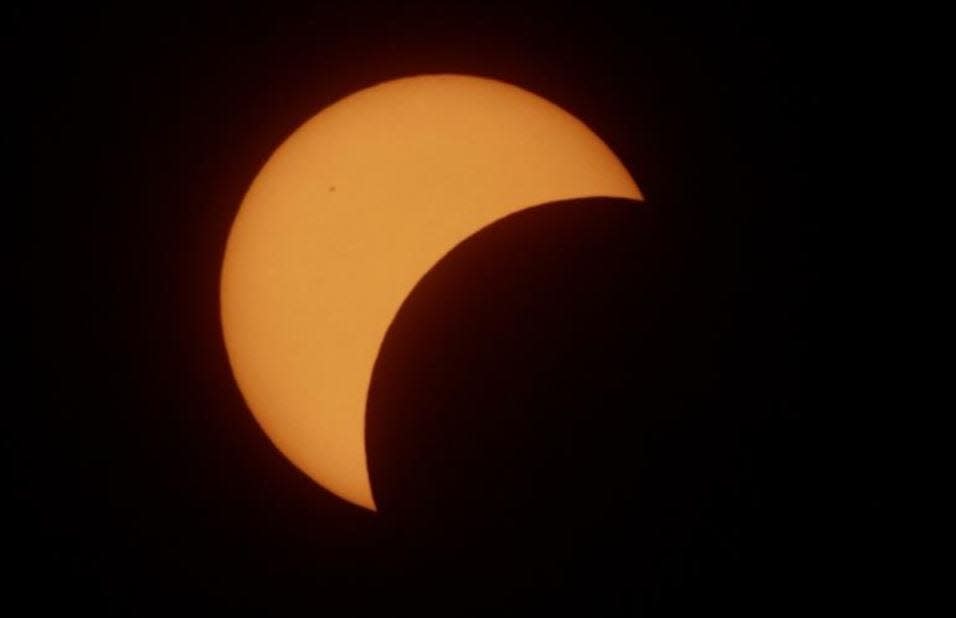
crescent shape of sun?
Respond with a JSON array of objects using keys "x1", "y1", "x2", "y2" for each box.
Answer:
[{"x1": 220, "y1": 74, "x2": 642, "y2": 510}]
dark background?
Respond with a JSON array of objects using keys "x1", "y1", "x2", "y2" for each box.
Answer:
[{"x1": 14, "y1": 1, "x2": 843, "y2": 614}]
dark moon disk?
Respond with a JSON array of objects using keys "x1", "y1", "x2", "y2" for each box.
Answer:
[{"x1": 366, "y1": 196, "x2": 758, "y2": 611}]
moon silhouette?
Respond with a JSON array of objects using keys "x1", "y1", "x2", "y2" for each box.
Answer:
[{"x1": 220, "y1": 74, "x2": 641, "y2": 509}]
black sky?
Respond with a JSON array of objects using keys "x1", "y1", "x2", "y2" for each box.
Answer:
[{"x1": 15, "y1": 2, "x2": 844, "y2": 614}]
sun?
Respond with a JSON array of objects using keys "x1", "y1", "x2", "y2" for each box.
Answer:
[{"x1": 220, "y1": 74, "x2": 641, "y2": 509}]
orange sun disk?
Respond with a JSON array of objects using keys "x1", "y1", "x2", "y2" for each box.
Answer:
[{"x1": 220, "y1": 74, "x2": 641, "y2": 510}]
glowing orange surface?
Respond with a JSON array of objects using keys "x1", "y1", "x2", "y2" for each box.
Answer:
[{"x1": 220, "y1": 74, "x2": 641, "y2": 509}]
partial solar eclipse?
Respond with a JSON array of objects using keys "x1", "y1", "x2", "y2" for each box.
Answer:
[{"x1": 220, "y1": 74, "x2": 642, "y2": 510}]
